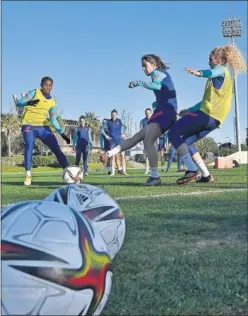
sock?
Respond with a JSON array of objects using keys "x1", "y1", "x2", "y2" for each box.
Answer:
[
  {"x1": 111, "y1": 161, "x2": 115, "y2": 174},
  {"x1": 151, "y1": 167, "x2": 159, "y2": 178},
  {"x1": 26, "y1": 171, "x2": 31, "y2": 177},
  {"x1": 122, "y1": 160, "x2": 126, "y2": 173},
  {"x1": 195, "y1": 158, "x2": 210, "y2": 177},
  {"x1": 146, "y1": 158, "x2": 150, "y2": 172},
  {"x1": 107, "y1": 146, "x2": 121, "y2": 158},
  {"x1": 181, "y1": 154, "x2": 197, "y2": 172},
  {"x1": 106, "y1": 166, "x2": 111, "y2": 172}
]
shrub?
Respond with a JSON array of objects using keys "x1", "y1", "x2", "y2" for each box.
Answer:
[
  {"x1": 1, "y1": 153, "x2": 101, "y2": 167},
  {"x1": 1, "y1": 156, "x2": 24, "y2": 166}
]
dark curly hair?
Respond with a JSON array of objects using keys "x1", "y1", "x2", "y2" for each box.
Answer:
[{"x1": 40, "y1": 76, "x2": 53, "y2": 87}]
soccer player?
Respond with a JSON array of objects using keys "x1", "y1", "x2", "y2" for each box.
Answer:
[
  {"x1": 168, "y1": 44, "x2": 247, "y2": 184},
  {"x1": 101, "y1": 110, "x2": 126, "y2": 176},
  {"x1": 99, "y1": 119, "x2": 107, "y2": 151},
  {"x1": 100, "y1": 54, "x2": 178, "y2": 186},
  {"x1": 119, "y1": 132, "x2": 128, "y2": 175},
  {"x1": 15, "y1": 77, "x2": 70, "y2": 186},
  {"x1": 157, "y1": 132, "x2": 169, "y2": 172},
  {"x1": 99, "y1": 118, "x2": 112, "y2": 174},
  {"x1": 73, "y1": 116, "x2": 93, "y2": 176},
  {"x1": 140, "y1": 108, "x2": 152, "y2": 175},
  {"x1": 166, "y1": 144, "x2": 185, "y2": 173}
]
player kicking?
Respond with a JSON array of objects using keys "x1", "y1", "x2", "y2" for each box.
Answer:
[{"x1": 100, "y1": 54, "x2": 178, "y2": 186}]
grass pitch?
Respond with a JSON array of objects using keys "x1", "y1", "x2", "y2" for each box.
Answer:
[{"x1": 2, "y1": 165, "x2": 248, "y2": 315}]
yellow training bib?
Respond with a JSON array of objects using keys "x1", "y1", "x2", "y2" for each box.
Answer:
[
  {"x1": 22, "y1": 89, "x2": 56, "y2": 126},
  {"x1": 201, "y1": 66, "x2": 233, "y2": 124}
]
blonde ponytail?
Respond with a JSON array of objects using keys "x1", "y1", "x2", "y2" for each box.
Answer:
[
  {"x1": 223, "y1": 44, "x2": 247, "y2": 74},
  {"x1": 211, "y1": 44, "x2": 247, "y2": 75}
]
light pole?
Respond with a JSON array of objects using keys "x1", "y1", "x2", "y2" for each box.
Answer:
[{"x1": 222, "y1": 18, "x2": 242, "y2": 152}]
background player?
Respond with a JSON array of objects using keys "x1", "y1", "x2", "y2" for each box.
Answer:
[
  {"x1": 73, "y1": 115, "x2": 93, "y2": 176},
  {"x1": 140, "y1": 108, "x2": 152, "y2": 175},
  {"x1": 166, "y1": 144, "x2": 185, "y2": 173},
  {"x1": 157, "y1": 132, "x2": 168, "y2": 172},
  {"x1": 101, "y1": 109, "x2": 126, "y2": 176},
  {"x1": 100, "y1": 118, "x2": 112, "y2": 174}
]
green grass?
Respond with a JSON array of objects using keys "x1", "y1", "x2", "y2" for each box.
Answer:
[
  {"x1": 1, "y1": 161, "x2": 134, "y2": 173},
  {"x1": 1, "y1": 162, "x2": 103, "y2": 173},
  {"x1": 2, "y1": 166, "x2": 248, "y2": 315}
]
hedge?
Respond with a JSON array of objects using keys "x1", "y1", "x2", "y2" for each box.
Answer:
[{"x1": 1, "y1": 153, "x2": 100, "y2": 167}]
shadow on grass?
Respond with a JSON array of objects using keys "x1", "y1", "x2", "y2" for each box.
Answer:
[{"x1": 121, "y1": 197, "x2": 248, "y2": 245}]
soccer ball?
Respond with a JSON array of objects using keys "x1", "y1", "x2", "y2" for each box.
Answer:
[
  {"x1": 1, "y1": 201, "x2": 112, "y2": 316},
  {"x1": 62, "y1": 165, "x2": 83, "y2": 184},
  {"x1": 45, "y1": 184, "x2": 126, "y2": 260}
]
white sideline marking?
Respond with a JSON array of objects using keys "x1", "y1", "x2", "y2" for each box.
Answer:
[{"x1": 114, "y1": 188, "x2": 247, "y2": 201}]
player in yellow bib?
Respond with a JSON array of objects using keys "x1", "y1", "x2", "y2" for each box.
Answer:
[
  {"x1": 16, "y1": 77, "x2": 70, "y2": 185},
  {"x1": 168, "y1": 44, "x2": 247, "y2": 184}
]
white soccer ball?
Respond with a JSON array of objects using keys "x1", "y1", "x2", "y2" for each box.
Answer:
[
  {"x1": 45, "y1": 184, "x2": 126, "y2": 260},
  {"x1": 62, "y1": 165, "x2": 83, "y2": 184},
  {"x1": 1, "y1": 201, "x2": 112, "y2": 316}
]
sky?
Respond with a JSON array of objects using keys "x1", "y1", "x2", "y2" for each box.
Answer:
[{"x1": 2, "y1": 1, "x2": 247, "y2": 144}]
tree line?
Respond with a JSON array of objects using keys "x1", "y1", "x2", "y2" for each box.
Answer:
[{"x1": 1, "y1": 106, "x2": 247, "y2": 158}]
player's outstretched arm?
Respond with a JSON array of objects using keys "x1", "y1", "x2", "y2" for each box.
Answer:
[
  {"x1": 49, "y1": 106, "x2": 63, "y2": 134},
  {"x1": 15, "y1": 90, "x2": 37, "y2": 107},
  {"x1": 185, "y1": 65, "x2": 225, "y2": 79},
  {"x1": 129, "y1": 70, "x2": 166, "y2": 91},
  {"x1": 49, "y1": 106, "x2": 70, "y2": 144},
  {"x1": 199, "y1": 65, "x2": 225, "y2": 79}
]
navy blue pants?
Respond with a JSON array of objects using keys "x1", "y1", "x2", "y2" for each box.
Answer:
[
  {"x1": 104, "y1": 138, "x2": 111, "y2": 152},
  {"x1": 168, "y1": 110, "x2": 219, "y2": 152},
  {"x1": 110, "y1": 138, "x2": 121, "y2": 149},
  {"x1": 100, "y1": 134, "x2": 105, "y2": 150},
  {"x1": 149, "y1": 107, "x2": 177, "y2": 131},
  {"x1": 75, "y1": 139, "x2": 89, "y2": 172},
  {"x1": 167, "y1": 146, "x2": 183, "y2": 170},
  {"x1": 22, "y1": 125, "x2": 68, "y2": 171},
  {"x1": 157, "y1": 138, "x2": 165, "y2": 152}
]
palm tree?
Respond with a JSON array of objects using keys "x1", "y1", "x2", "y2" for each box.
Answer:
[
  {"x1": 84, "y1": 112, "x2": 100, "y2": 145},
  {"x1": 1, "y1": 113, "x2": 21, "y2": 157},
  {"x1": 121, "y1": 110, "x2": 133, "y2": 137}
]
